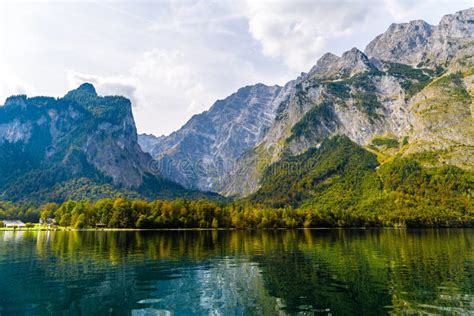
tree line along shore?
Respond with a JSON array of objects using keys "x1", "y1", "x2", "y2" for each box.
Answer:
[{"x1": 1, "y1": 196, "x2": 473, "y2": 230}]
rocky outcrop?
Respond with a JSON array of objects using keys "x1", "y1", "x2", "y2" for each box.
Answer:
[
  {"x1": 0, "y1": 83, "x2": 201, "y2": 202},
  {"x1": 364, "y1": 20, "x2": 434, "y2": 66},
  {"x1": 365, "y1": 8, "x2": 474, "y2": 67},
  {"x1": 308, "y1": 48, "x2": 373, "y2": 80}
]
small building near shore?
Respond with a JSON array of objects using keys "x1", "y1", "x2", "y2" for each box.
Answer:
[{"x1": 1, "y1": 220, "x2": 26, "y2": 228}]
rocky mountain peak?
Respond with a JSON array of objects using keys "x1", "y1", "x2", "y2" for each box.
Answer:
[
  {"x1": 387, "y1": 19, "x2": 432, "y2": 34},
  {"x1": 438, "y1": 7, "x2": 474, "y2": 38},
  {"x1": 4, "y1": 95, "x2": 28, "y2": 108},
  {"x1": 365, "y1": 8, "x2": 473, "y2": 67},
  {"x1": 364, "y1": 20, "x2": 433, "y2": 65},
  {"x1": 76, "y1": 82, "x2": 97, "y2": 95},
  {"x1": 308, "y1": 47, "x2": 371, "y2": 80},
  {"x1": 340, "y1": 47, "x2": 370, "y2": 67},
  {"x1": 63, "y1": 82, "x2": 98, "y2": 101},
  {"x1": 308, "y1": 53, "x2": 341, "y2": 75}
]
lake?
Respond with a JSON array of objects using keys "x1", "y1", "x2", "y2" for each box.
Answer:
[{"x1": 0, "y1": 229, "x2": 472, "y2": 315}]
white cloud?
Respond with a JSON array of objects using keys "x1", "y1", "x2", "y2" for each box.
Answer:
[
  {"x1": 1, "y1": 0, "x2": 472, "y2": 136},
  {"x1": 383, "y1": 0, "x2": 417, "y2": 21},
  {"x1": 243, "y1": 0, "x2": 374, "y2": 71},
  {"x1": 242, "y1": 0, "x2": 473, "y2": 72},
  {"x1": 0, "y1": 67, "x2": 36, "y2": 103},
  {"x1": 130, "y1": 49, "x2": 207, "y2": 112},
  {"x1": 382, "y1": 0, "x2": 473, "y2": 23}
]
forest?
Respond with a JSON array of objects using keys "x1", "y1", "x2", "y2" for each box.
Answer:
[
  {"x1": 1, "y1": 136, "x2": 472, "y2": 229},
  {"x1": 0, "y1": 192, "x2": 472, "y2": 229}
]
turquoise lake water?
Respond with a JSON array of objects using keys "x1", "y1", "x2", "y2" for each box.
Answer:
[{"x1": 0, "y1": 229, "x2": 472, "y2": 315}]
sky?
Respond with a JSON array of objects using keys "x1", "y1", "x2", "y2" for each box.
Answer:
[{"x1": 0, "y1": 0, "x2": 472, "y2": 136}]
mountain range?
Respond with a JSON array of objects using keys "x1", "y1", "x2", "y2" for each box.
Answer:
[
  {"x1": 139, "y1": 7, "x2": 474, "y2": 198},
  {"x1": 0, "y1": 8, "x2": 473, "y2": 205}
]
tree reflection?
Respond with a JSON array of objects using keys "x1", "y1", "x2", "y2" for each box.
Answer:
[{"x1": 0, "y1": 229, "x2": 472, "y2": 314}]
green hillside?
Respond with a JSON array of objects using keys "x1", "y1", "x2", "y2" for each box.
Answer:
[{"x1": 250, "y1": 136, "x2": 474, "y2": 227}]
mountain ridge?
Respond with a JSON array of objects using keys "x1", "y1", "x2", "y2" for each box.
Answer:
[{"x1": 139, "y1": 7, "x2": 474, "y2": 197}]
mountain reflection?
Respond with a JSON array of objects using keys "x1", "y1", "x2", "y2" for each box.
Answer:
[{"x1": 0, "y1": 229, "x2": 472, "y2": 315}]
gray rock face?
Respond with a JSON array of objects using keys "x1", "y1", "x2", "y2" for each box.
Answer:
[
  {"x1": 365, "y1": 20, "x2": 434, "y2": 66},
  {"x1": 0, "y1": 84, "x2": 157, "y2": 191},
  {"x1": 137, "y1": 133, "x2": 164, "y2": 156},
  {"x1": 62, "y1": 84, "x2": 154, "y2": 188},
  {"x1": 139, "y1": 83, "x2": 289, "y2": 191},
  {"x1": 308, "y1": 48, "x2": 373, "y2": 80},
  {"x1": 365, "y1": 8, "x2": 474, "y2": 67},
  {"x1": 82, "y1": 116, "x2": 151, "y2": 188},
  {"x1": 220, "y1": 52, "x2": 414, "y2": 196},
  {"x1": 0, "y1": 119, "x2": 33, "y2": 144},
  {"x1": 438, "y1": 8, "x2": 474, "y2": 38}
]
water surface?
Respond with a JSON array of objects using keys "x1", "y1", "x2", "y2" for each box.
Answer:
[{"x1": 0, "y1": 229, "x2": 472, "y2": 315}]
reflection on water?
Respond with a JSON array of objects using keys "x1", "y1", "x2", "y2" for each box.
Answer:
[{"x1": 0, "y1": 229, "x2": 472, "y2": 315}]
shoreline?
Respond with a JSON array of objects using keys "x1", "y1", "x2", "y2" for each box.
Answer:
[{"x1": 1, "y1": 227, "x2": 472, "y2": 232}]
